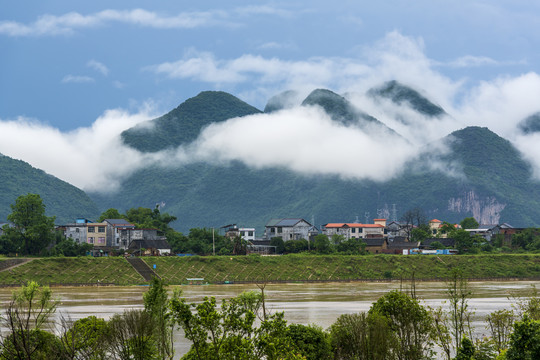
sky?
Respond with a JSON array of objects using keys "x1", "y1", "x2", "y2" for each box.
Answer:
[{"x1": 2, "y1": 1, "x2": 540, "y2": 192}]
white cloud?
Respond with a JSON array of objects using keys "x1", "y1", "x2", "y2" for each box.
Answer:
[
  {"x1": 3, "y1": 31, "x2": 540, "y2": 193},
  {"x1": 0, "y1": 6, "x2": 290, "y2": 37},
  {"x1": 0, "y1": 105, "x2": 160, "y2": 192},
  {"x1": 61, "y1": 75, "x2": 95, "y2": 84},
  {"x1": 87, "y1": 59, "x2": 109, "y2": 76}
]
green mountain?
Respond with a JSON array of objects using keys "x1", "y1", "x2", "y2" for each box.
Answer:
[
  {"x1": 368, "y1": 80, "x2": 446, "y2": 118},
  {"x1": 0, "y1": 154, "x2": 100, "y2": 224},
  {"x1": 121, "y1": 91, "x2": 262, "y2": 152},
  {"x1": 88, "y1": 88, "x2": 540, "y2": 233},
  {"x1": 264, "y1": 90, "x2": 300, "y2": 113},
  {"x1": 302, "y1": 89, "x2": 375, "y2": 125},
  {"x1": 519, "y1": 112, "x2": 540, "y2": 134}
]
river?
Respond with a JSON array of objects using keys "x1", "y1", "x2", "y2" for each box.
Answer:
[{"x1": 0, "y1": 280, "x2": 537, "y2": 357}]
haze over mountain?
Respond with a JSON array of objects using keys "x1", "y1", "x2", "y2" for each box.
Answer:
[{"x1": 86, "y1": 85, "x2": 540, "y2": 232}]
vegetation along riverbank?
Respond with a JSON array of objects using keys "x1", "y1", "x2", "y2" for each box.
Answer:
[{"x1": 0, "y1": 254, "x2": 539, "y2": 286}]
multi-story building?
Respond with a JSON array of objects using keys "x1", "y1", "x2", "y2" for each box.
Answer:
[
  {"x1": 321, "y1": 222, "x2": 386, "y2": 240},
  {"x1": 264, "y1": 218, "x2": 317, "y2": 241}
]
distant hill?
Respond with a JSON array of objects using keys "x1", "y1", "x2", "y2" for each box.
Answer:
[
  {"x1": 368, "y1": 80, "x2": 446, "y2": 118},
  {"x1": 86, "y1": 86, "x2": 540, "y2": 233},
  {"x1": 519, "y1": 112, "x2": 540, "y2": 134},
  {"x1": 121, "y1": 91, "x2": 262, "y2": 152},
  {"x1": 0, "y1": 154, "x2": 100, "y2": 224}
]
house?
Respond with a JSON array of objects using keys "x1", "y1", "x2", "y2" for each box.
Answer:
[
  {"x1": 104, "y1": 219, "x2": 136, "y2": 248},
  {"x1": 85, "y1": 222, "x2": 108, "y2": 247},
  {"x1": 385, "y1": 240, "x2": 420, "y2": 254},
  {"x1": 221, "y1": 224, "x2": 256, "y2": 242},
  {"x1": 264, "y1": 218, "x2": 317, "y2": 241},
  {"x1": 464, "y1": 224, "x2": 500, "y2": 242},
  {"x1": 321, "y1": 222, "x2": 386, "y2": 240},
  {"x1": 429, "y1": 219, "x2": 442, "y2": 235},
  {"x1": 421, "y1": 238, "x2": 456, "y2": 249},
  {"x1": 363, "y1": 238, "x2": 388, "y2": 254},
  {"x1": 128, "y1": 239, "x2": 172, "y2": 256},
  {"x1": 385, "y1": 221, "x2": 410, "y2": 241}
]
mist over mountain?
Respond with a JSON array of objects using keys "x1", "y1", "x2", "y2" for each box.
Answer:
[
  {"x1": 3, "y1": 81, "x2": 540, "y2": 232},
  {"x1": 121, "y1": 91, "x2": 262, "y2": 153},
  {"x1": 368, "y1": 80, "x2": 446, "y2": 119},
  {"x1": 89, "y1": 85, "x2": 540, "y2": 232}
]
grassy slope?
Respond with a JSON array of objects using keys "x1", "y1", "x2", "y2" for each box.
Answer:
[{"x1": 0, "y1": 255, "x2": 539, "y2": 286}]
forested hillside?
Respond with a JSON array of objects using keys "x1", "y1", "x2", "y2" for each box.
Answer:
[{"x1": 0, "y1": 154, "x2": 99, "y2": 223}]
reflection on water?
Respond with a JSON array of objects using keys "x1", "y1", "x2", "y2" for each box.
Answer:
[{"x1": 0, "y1": 280, "x2": 537, "y2": 357}]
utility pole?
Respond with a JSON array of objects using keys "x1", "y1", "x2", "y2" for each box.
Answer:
[{"x1": 212, "y1": 228, "x2": 215, "y2": 256}]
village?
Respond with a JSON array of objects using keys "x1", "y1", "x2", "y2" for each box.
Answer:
[{"x1": 43, "y1": 216, "x2": 520, "y2": 257}]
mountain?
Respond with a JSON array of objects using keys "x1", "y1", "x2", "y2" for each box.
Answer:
[
  {"x1": 518, "y1": 112, "x2": 540, "y2": 134},
  {"x1": 87, "y1": 87, "x2": 540, "y2": 233},
  {"x1": 0, "y1": 154, "x2": 100, "y2": 224},
  {"x1": 121, "y1": 91, "x2": 262, "y2": 152},
  {"x1": 368, "y1": 80, "x2": 446, "y2": 118},
  {"x1": 264, "y1": 90, "x2": 301, "y2": 113}
]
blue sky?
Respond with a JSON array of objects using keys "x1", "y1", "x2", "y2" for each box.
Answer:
[
  {"x1": 2, "y1": 1, "x2": 539, "y2": 130},
  {"x1": 2, "y1": 1, "x2": 540, "y2": 191}
]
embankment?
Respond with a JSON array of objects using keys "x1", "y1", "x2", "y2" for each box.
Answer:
[{"x1": 0, "y1": 254, "x2": 539, "y2": 286}]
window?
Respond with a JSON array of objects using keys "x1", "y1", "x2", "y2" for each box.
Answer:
[
  {"x1": 270, "y1": 227, "x2": 275, "y2": 233},
  {"x1": 75, "y1": 228, "x2": 79, "y2": 233},
  {"x1": 248, "y1": 231, "x2": 253, "y2": 237},
  {"x1": 98, "y1": 227, "x2": 105, "y2": 233},
  {"x1": 88, "y1": 237, "x2": 94, "y2": 244},
  {"x1": 241, "y1": 231, "x2": 246, "y2": 236},
  {"x1": 98, "y1": 237, "x2": 105, "y2": 244},
  {"x1": 88, "y1": 227, "x2": 95, "y2": 233},
  {"x1": 277, "y1": 227, "x2": 282, "y2": 234},
  {"x1": 351, "y1": 228, "x2": 356, "y2": 233}
]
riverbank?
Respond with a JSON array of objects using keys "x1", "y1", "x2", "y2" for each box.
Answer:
[{"x1": 0, "y1": 254, "x2": 539, "y2": 286}]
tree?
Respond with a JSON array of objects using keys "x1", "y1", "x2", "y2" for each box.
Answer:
[
  {"x1": 411, "y1": 224, "x2": 431, "y2": 242},
  {"x1": 401, "y1": 208, "x2": 426, "y2": 240},
  {"x1": 107, "y1": 309, "x2": 158, "y2": 360},
  {"x1": 97, "y1": 208, "x2": 124, "y2": 222},
  {"x1": 368, "y1": 290, "x2": 433, "y2": 360},
  {"x1": 3, "y1": 194, "x2": 55, "y2": 255},
  {"x1": 486, "y1": 309, "x2": 514, "y2": 353},
  {"x1": 169, "y1": 292, "x2": 304, "y2": 359},
  {"x1": 505, "y1": 316, "x2": 540, "y2": 360},
  {"x1": 286, "y1": 324, "x2": 332, "y2": 360},
  {"x1": 143, "y1": 277, "x2": 174, "y2": 360},
  {"x1": 329, "y1": 312, "x2": 394, "y2": 360},
  {"x1": 58, "y1": 315, "x2": 109, "y2": 359},
  {"x1": 269, "y1": 237, "x2": 285, "y2": 254},
  {"x1": 313, "y1": 234, "x2": 333, "y2": 254},
  {"x1": 0, "y1": 281, "x2": 59, "y2": 359},
  {"x1": 460, "y1": 217, "x2": 479, "y2": 230}
]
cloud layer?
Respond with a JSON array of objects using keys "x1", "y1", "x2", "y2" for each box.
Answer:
[{"x1": 2, "y1": 32, "x2": 540, "y2": 192}]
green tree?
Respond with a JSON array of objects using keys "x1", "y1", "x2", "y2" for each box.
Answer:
[
  {"x1": 460, "y1": 217, "x2": 479, "y2": 230},
  {"x1": 59, "y1": 315, "x2": 109, "y2": 359},
  {"x1": 107, "y1": 309, "x2": 158, "y2": 360},
  {"x1": 329, "y1": 312, "x2": 394, "y2": 360},
  {"x1": 2, "y1": 194, "x2": 55, "y2": 255},
  {"x1": 411, "y1": 224, "x2": 431, "y2": 242},
  {"x1": 313, "y1": 234, "x2": 333, "y2": 254},
  {"x1": 144, "y1": 277, "x2": 174, "y2": 360},
  {"x1": 286, "y1": 324, "x2": 331, "y2": 360},
  {"x1": 454, "y1": 337, "x2": 475, "y2": 360},
  {"x1": 368, "y1": 290, "x2": 433, "y2": 360},
  {"x1": 486, "y1": 309, "x2": 515, "y2": 353},
  {"x1": 505, "y1": 316, "x2": 540, "y2": 360},
  {"x1": 97, "y1": 208, "x2": 124, "y2": 222},
  {"x1": 0, "y1": 281, "x2": 59, "y2": 359},
  {"x1": 269, "y1": 237, "x2": 285, "y2": 254},
  {"x1": 169, "y1": 292, "x2": 304, "y2": 359}
]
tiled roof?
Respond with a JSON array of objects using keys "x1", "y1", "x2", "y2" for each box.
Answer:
[{"x1": 324, "y1": 223, "x2": 384, "y2": 228}]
